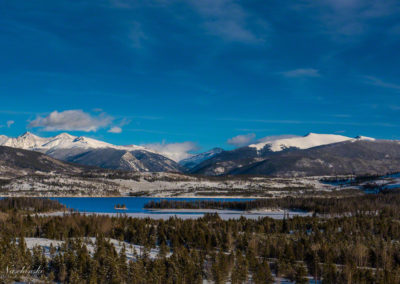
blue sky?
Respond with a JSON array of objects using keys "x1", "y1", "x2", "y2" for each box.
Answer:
[{"x1": 1, "y1": 0, "x2": 400, "y2": 155}]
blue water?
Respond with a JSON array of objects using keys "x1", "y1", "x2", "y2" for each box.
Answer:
[
  {"x1": 321, "y1": 178, "x2": 354, "y2": 186},
  {"x1": 51, "y1": 197, "x2": 254, "y2": 214}
]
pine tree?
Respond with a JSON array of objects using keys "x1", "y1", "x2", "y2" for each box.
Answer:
[
  {"x1": 294, "y1": 263, "x2": 308, "y2": 284},
  {"x1": 253, "y1": 260, "x2": 274, "y2": 284}
]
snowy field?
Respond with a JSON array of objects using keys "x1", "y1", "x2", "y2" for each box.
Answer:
[{"x1": 23, "y1": 237, "x2": 165, "y2": 261}]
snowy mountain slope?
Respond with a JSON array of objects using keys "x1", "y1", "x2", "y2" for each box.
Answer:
[
  {"x1": 0, "y1": 135, "x2": 8, "y2": 143},
  {"x1": 0, "y1": 132, "x2": 153, "y2": 152},
  {"x1": 230, "y1": 139, "x2": 400, "y2": 177},
  {"x1": 0, "y1": 132, "x2": 182, "y2": 172},
  {"x1": 191, "y1": 133, "x2": 381, "y2": 176},
  {"x1": 67, "y1": 148, "x2": 183, "y2": 172},
  {"x1": 248, "y1": 133, "x2": 353, "y2": 151},
  {"x1": 0, "y1": 146, "x2": 85, "y2": 177},
  {"x1": 179, "y1": 148, "x2": 223, "y2": 170}
]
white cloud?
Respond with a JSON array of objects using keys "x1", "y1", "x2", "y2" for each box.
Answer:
[
  {"x1": 107, "y1": 118, "x2": 130, "y2": 134},
  {"x1": 108, "y1": 126, "x2": 122, "y2": 133},
  {"x1": 145, "y1": 141, "x2": 199, "y2": 162},
  {"x1": 28, "y1": 110, "x2": 113, "y2": 132},
  {"x1": 6, "y1": 120, "x2": 14, "y2": 128},
  {"x1": 280, "y1": 68, "x2": 320, "y2": 78},
  {"x1": 227, "y1": 133, "x2": 256, "y2": 147}
]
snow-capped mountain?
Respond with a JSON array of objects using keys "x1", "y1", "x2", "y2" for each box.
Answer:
[
  {"x1": 0, "y1": 132, "x2": 182, "y2": 172},
  {"x1": 191, "y1": 133, "x2": 380, "y2": 176},
  {"x1": 230, "y1": 139, "x2": 400, "y2": 176},
  {"x1": 0, "y1": 132, "x2": 152, "y2": 152},
  {"x1": 0, "y1": 132, "x2": 388, "y2": 176},
  {"x1": 179, "y1": 148, "x2": 224, "y2": 170},
  {"x1": 248, "y1": 133, "x2": 352, "y2": 151},
  {"x1": 248, "y1": 133, "x2": 375, "y2": 152}
]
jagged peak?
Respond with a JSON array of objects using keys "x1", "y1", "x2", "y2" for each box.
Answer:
[{"x1": 19, "y1": 131, "x2": 39, "y2": 138}]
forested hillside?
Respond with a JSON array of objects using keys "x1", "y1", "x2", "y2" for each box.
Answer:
[{"x1": 1, "y1": 196, "x2": 400, "y2": 283}]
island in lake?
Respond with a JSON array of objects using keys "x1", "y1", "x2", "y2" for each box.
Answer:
[{"x1": 114, "y1": 203, "x2": 127, "y2": 210}]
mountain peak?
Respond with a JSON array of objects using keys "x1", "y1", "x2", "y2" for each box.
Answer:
[
  {"x1": 19, "y1": 131, "x2": 38, "y2": 138},
  {"x1": 55, "y1": 133, "x2": 75, "y2": 139},
  {"x1": 304, "y1": 132, "x2": 320, "y2": 137}
]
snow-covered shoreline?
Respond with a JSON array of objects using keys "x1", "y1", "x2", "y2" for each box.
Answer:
[{"x1": 37, "y1": 209, "x2": 312, "y2": 220}]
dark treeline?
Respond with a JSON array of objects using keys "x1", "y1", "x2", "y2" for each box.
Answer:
[
  {"x1": 145, "y1": 191, "x2": 400, "y2": 216},
  {"x1": 1, "y1": 211, "x2": 400, "y2": 282},
  {"x1": 0, "y1": 197, "x2": 66, "y2": 213},
  {"x1": 320, "y1": 172, "x2": 400, "y2": 186}
]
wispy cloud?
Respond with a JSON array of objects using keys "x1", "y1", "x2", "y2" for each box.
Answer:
[
  {"x1": 219, "y1": 118, "x2": 397, "y2": 127},
  {"x1": 6, "y1": 120, "x2": 14, "y2": 128},
  {"x1": 331, "y1": 114, "x2": 352, "y2": 118},
  {"x1": 145, "y1": 141, "x2": 199, "y2": 162},
  {"x1": 362, "y1": 75, "x2": 400, "y2": 91},
  {"x1": 128, "y1": 22, "x2": 148, "y2": 49},
  {"x1": 190, "y1": 0, "x2": 268, "y2": 43},
  {"x1": 126, "y1": 128, "x2": 170, "y2": 135},
  {"x1": 236, "y1": 128, "x2": 273, "y2": 132},
  {"x1": 295, "y1": 0, "x2": 400, "y2": 39},
  {"x1": 0, "y1": 110, "x2": 38, "y2": 115},
  {"x1": 280, "y1": 68, "x2": 320, "y2": 78},
  {"x1": 28, "y1": 110, "x2": 113, "y2": 132},
  {"x1": 227, "y1": 133, "x2": 256, "y2": 147}
]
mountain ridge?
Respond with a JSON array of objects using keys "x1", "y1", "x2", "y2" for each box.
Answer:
[
  {"x1": 190, "y1": 134, "x2": 387, "y2": 176},
  {"x1": 0, "y1": 132, "x2": 182, "y2": 172},
  {"x1": 1, "y1": 132, "x2": 396, "y2": 176},
  {"x1": 179, "y1": 147, "x2": 224, "y2": 170}
]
